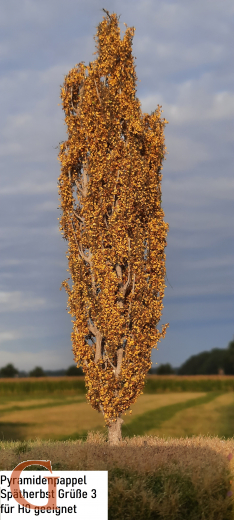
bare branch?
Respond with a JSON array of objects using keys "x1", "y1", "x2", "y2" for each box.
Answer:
[
  {"x1": 70, "y1": 219, "x2": 80, "y2": 250},
  {"x1": 94, "y1": 77, "x2": 102, "y2": 106},
  {"x1": 122, "y1": 262, "x2": 131, "y2": 293},
  {"x1": 123, "y1": 238, "x2": 131, "y2": 287},
  {"x1": 73, "y1": 210, "x2": 85, "y2": 224},
  {"x1": 127, "y1": 272, "x2": 136, "y2": 325},
  {"x1": 99, "y1": 402, "x2": 105, "y2": 416},
  {"x1": 94, "y1": 331, "x2": 103, "y2": 363},
  {"x1": 117, "y1": 240, "x2": 132, "y2": 296},
  {"x1": 76, "y1": 80, "x2": 85, "y2": 119},
  {"x1": 103, "y1": 215, "x2": 109, "y2": 229},
  {"x1": 132, "y1": 273, "x2": 136, "y2": 294},
  {"x1": 104, "y1": 348, "x2": 116, "y2": 373},
  {"x1": 102, "y1": 8, "x2": 111, "y2": 19},
  {"x1": 74, "y1": 178, "x2": 84, "y2": 197},
  {"x1": 115, "y1": 263, "x2": 122, "y2": 281},
  {"x1": 70, "y1": 87, "x2": 76, "y2": 112},
  {"x1": 112, "y1": 170, "x2": 120, "y2": 213},
  {"x1": 77, "y1": 242, "x2": 92, "y2": 263},
  {"x1": 88, "y1": 318, "x2": 99, "y2": 336},
  {"x1": 76, "y1": 247, "x2": 97, "y2": 298},
  {"x1": 115, "y1": 347, "x2": 123, "y2": 378},
  {"x1": 104, "y1": 345, "x2": 123, "y2": 378},
  {"x1": 82, "y1": 161, "x2": 89, "y2": 197}
]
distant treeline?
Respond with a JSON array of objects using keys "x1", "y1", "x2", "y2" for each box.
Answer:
[
  {"x1": 149, "y1": 338, "x2": 234, "y2": 375},
  {"x1": 0, "y1": 364, "x2": 84, "y2": 378},
  {"x1": 1, "y1": 338, "x2": 234, "y2": 378}
]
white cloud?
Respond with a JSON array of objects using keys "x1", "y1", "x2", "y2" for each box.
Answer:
[
  {"x1": 163, "y1": 175, "x2": 234, "y2": 208},
  {"x1": 0, "y1": 331, "x2": 22, "y2": 343},
  {"x1": 0, "y1": 291, "x2": 46, "y2": 312},
  {"x1": 1, "y1": 259, "x2": 21, "y2": 266},
  {"x1": 184, "y1": 255, "x2": 234, "y2": 270},
  {"x1": 0, "y1": 0, "x2": 232, "y2": 370},
  {"x1": 163, "y1": 295, "x2": 233, "y2": 324},
  {"x1": 164, "y1": 89, "x2": 234, "y2": 125},
  {"x1": 167, "y1": 232, "x2": 228, "y2": 249},
  {"x1": 162, "y1": 134, "x2": 210, "y2": 173},
  {"x1": 0, "y1": 67, "x2": 66, "y2": 162},
  {"x1": 138, "y1": 40, "x2": 224, "y2": 71},
  {"x1": 34, "y1": 200, "x2": 57, "y2": 211},
  {"x1": 5, "y1": 113, "x2": 32, "y2": 131},
  {"x1": 0, "y1": 349, "x2": 71, "y2": 371},
  {"x1": 0, "y1": 226, "x2": 59, "y2": 241},
  {"x1": 0, "y1": 142, "x2": 22, "y2": 156},
  {"x1": 165, "y1": 281, "x2": 233, "y2": 298},
  {"x1": 0, "y1": 179, "x2": 56, "y2": 195},
  {"x1": 0, "y1": 0, "x2": 58, "y2": 28},
  {"x1": 0, "y1": 41, "x2": 12, "y2": 60},
  {"x1": 141, "y1": 76, "x2": 234, "y2": 126}
]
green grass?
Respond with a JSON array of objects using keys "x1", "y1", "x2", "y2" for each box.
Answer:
[
  {"x1": 0, "y1": 396, "x2": 86, "y2": 415},
  {"x1": 108, "y1": 468, "x2": 210, "y2": 520},
  {"x1": 2, "y1": 375, "x2": 234, "y2": 397},
  {"x1": 1, "y1": 378, "x2": 234, "y2": 518},
  {"x1": 122, "y1": 391, "x2": 222, "y2": 438},
  {"x1": 0, "y1": 378, "x2": 86, "y2": 395},
  {"x1": 0, "y1": 392, "x2": 212, "y2": 442},
  {"x1": 216, "y1": 400, "x2": 234, "y2": 439},
  {"x1": 144, "y1": 376, "x2": 234, "y2": 393},
  {"x1": 1, "y1": 383, "x2": 234, "y2": 442}
]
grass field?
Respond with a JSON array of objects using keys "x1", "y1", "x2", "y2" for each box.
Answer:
[
  {"x1": 0, "y1": 376, "x2": 234, "y2": 442},
  {"x1": 1, "y1": 434, "x2": 234, "y2": 519},
  {"x1": 0, "y1": 391, "x2": 209, "y2": 441},
  {"x1": 1, "y1": 377, "x2": 234, "y2": 519}
]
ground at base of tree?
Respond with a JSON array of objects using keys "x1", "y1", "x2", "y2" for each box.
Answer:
[{"x1": 1, "y1": 433, "x2": 234, "y2": 519}]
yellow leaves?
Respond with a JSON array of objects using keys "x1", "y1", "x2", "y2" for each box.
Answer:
[{"x1": 58, "y1": 10, "x2": 169, "y2": 425}]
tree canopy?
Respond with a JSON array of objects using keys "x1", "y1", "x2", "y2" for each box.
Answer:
[
  {"x1": 58, "y1": 10, "x2": 169, "y2": 442},
  {"x1": 0, "y1": 363, "x2": 18, "y2": 378}
]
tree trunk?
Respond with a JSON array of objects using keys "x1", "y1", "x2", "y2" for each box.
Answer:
[{"x1": 108, "y1": 417, "x2": 123, "y2": 445}]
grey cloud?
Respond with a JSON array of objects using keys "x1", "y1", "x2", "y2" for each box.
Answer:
[
  {"x1": 165, "y1": 282, "x2": 233, "y2": 298},
  {"x1": 0, "y1": 0, "x2": 233, "y2": 370},
  {"x1": 0, "y1": 348, "x2": 70, "y2": 372},
  {"x1": 0, "y1": 291, "x2": 46, "y2": 312},
  {"x1": 184, "y1": 255, "x2": 234, "y2": 270},
  {"x1": 0, "y1": 331, "x2": 22, "y2": 343}
]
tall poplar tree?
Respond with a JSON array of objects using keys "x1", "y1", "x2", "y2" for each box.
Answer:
[{"x1": 58, "y1": 9, "x2": 169, "y2": 444}]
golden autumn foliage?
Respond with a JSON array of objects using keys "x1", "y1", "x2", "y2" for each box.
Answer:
[{"x1": 57, "y1": 10, "x2": 169, "y2": 440}]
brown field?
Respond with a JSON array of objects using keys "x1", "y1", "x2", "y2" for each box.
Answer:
[
  {"x1": 0, "y1": 392, "x2": 205, "y2": 441},
  {"x1": 0, "y1": 376, "x2": 85, "y2": 383},
  {"x1": 147, "y1": 374, "x2": 234, "y2": 379},
  {"x1": 1, "y1": 377, "x2": 234, "y2": 443},
  {"x1": 147, "y1": 392, "x2": 234, "y2": 438},
  {"x1": 1, "y1": 374, "x2": 234, "y2": 384},
  {"x1": 1, "y1": 379, "x2": 234, "y2": 518}
]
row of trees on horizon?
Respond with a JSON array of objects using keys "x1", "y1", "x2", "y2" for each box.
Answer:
[
  {"x1": 0, "y1": 338, "x2": 233, "y2": 378},
  {"x1": 150, "y1": 338, "x2": 234, "y2": 375},
  {"x1": 0, "y1": 364, "x2": 83, "y2": 378}
]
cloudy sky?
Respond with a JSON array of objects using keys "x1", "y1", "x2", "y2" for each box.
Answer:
[{"x1": 0, "y1": 0, "x2": 233, "y2": 372}]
